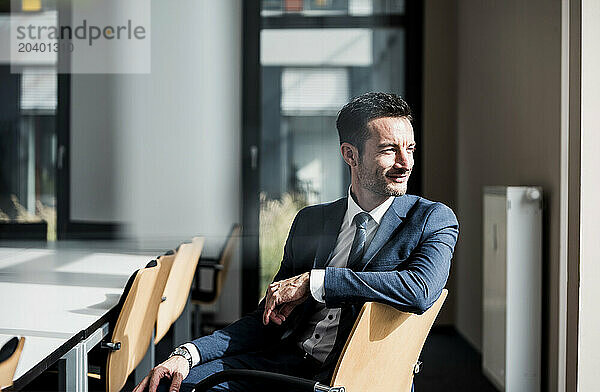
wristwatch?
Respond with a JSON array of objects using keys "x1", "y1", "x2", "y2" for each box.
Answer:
[{"x1": 169, "y1": 346, "x2": 193, "y2": 371}]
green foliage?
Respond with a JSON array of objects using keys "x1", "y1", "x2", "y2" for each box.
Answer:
[{"x1": 259, "y1": 192, "x2": 307, "y2": 297}]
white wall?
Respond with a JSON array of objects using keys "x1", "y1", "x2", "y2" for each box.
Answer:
[
  {"x1": 422, "y1": 1, "x2": 563, "y2": 389},
  {"x1": 70, "y1": 0, "x2": 242, "y2": 321},
  {"x1": 577, "y1": 0, "x2": 600, "y2": 389},
  {"x1": 457, "y1": 0, "x2": 563, "y2": 387},
  {"x1": 71, "y1": 74, "x2": 119, "y2": 222}
]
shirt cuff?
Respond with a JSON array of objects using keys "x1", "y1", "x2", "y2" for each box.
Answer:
[
  {"x1": 310, "y1": 269, "x2": 326, "y2": 303},
  {"x1": 182, "y1": 343, "x2": 201, "y2": 367}
]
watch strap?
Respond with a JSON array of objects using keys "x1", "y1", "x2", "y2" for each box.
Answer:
[{"x1": 169, "y1": 346, "x2": 193, "y2": 371}]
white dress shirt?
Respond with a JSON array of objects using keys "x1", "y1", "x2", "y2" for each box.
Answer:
[{"x1": 298, "y1": 187, "x2": 394, "y2": 363}]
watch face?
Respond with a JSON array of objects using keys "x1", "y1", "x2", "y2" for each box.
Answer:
[
  {"x1": 171, "y1": 347, "x2": 188, "y2": 359},
  {"x1": 178, "y1": 347, "x2": 191, "y2": 360}
]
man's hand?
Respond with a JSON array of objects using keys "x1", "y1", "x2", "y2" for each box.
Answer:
[
  {"x1": 263, "y1": 272, "x2": 311, "y2": 325},
  {"x1": 133, "y1": 355, "x2": 190, "y2": 392}
]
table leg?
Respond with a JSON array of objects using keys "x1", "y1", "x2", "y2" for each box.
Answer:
[
  {"x1": 59, "y1": 323, "x2": 110, "y2": 392},
  {"x1": 59, "y1": 344, "x2": 84, "y2": 392},
  {"x1": 80, "y1": 323, "x2": 110, "y2": 392}
]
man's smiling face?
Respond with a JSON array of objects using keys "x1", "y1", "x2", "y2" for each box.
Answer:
[{"x1": 356, "y1": 116, "x2": 415, "y2": 197}]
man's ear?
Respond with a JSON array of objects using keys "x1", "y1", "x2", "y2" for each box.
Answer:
[{"x1": 340, "y1": 143, "x2": 359, "y2": 167}]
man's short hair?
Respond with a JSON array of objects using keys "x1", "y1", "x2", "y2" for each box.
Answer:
[{"x1": 336, "y1": 92, "x2": 412, "y2": 154}]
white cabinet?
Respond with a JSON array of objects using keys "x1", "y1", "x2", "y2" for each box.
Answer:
[{"x1": 482, "y1": 186, "x2": 542, "y2": 392}]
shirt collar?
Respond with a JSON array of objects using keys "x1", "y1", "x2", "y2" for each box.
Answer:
[{"x1": 346, "y1": 186, "x2": 394, "y2": 226}]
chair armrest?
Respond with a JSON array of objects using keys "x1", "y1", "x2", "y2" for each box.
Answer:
[
  {"x1": 194, "y1": 369, "x2": 345, "y2": 392},
  {"x1": 197, "y1": 257, "x2": 224, "y2": 270},
  {"x1": 196, "y1": 261, "x2": 224, "y2": 271}
]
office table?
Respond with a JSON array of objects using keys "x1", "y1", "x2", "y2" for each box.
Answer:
[{"x1": 0, "y1": 245, "x2": 155, "y2": 391}]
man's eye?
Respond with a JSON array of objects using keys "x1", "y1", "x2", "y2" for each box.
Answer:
[{"x1": 382, "y1": 148, "x2": 395, "y2": 153}]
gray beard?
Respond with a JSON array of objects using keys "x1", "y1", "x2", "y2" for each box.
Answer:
[{"x1": 357, "y1": 164, "x2": 407, "y2": 197}]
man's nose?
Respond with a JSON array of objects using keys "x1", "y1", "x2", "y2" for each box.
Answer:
[{"x1": 395, "y1": 149, "x2": 412, "y2": 167}]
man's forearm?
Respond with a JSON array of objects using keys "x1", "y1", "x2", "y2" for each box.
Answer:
[
  {"x1": 322, "y1": 203, "x2": 458, "y2": 314},
  {"x1": 323, "y1": 267, "x2": 447, "y2": 314}
]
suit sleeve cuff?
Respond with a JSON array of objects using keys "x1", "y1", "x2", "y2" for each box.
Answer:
[
  {"x1": 310, "y1": 269, "x2": 326, "y2": 303},
  {"x1": 182, "y1": 342, "x2": 201, "y2": 367}
]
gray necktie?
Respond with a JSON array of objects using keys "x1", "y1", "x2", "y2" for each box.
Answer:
[{"x1": 347, "y1": 212, "x2": 370, "y2": 270}]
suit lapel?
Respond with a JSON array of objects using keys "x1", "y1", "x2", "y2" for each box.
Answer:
[
  {"x1": 313, "y1": 197, "x2": 347, "y2": 269},
  {"x1": 359, "y1": 195, "x2": 414, "y2": 271}
]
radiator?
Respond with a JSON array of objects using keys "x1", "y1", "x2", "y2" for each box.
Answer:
[{"x1": 482, "y1": 186, "x2": 542, "y2": 392}]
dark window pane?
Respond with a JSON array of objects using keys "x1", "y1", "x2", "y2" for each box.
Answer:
[{"x1": 0, "y1": 65, "x2": 56, "y2": 240}]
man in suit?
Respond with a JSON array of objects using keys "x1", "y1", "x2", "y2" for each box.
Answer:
[{"x1": 134, "y1": 92, "x2": 459, "y2": 392}]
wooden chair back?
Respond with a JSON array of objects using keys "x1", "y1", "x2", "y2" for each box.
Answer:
[
  {"x1": 155, "y1": 237, "x2": 204, "y2": 343},
  {"x1": 192, "y1": 226, "x2": 240, "y2": 305},
  {"x1": 153, "y1": 251, "x2": 177, "y2": 343},
  {"x1": 212, "y1": 226, "x2": 240, "y2": 303},
  {"x1": 331, "y1": 289, "x2": 448, "y2": 392},
  {"x1": 0, "y1": 337, "x2": 25, "y2": 390},
  {"x1": 105, "y1": 260, "x2": 167, "y2": 392}
]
